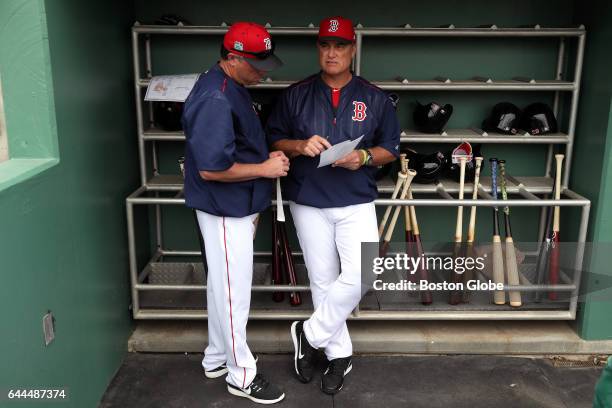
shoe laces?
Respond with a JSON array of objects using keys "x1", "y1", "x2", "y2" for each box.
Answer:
[
  {"x1": 328, "y1": 358, "x2": 349, "y2": 376},
  {"x1": 251, "y1": 374, "x2": 269, "y2": 391}
]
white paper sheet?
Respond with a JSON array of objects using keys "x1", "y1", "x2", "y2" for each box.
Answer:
[
  {"x1": 317, "y1": 135, "x2": 364, "y2": 168},
  {"x1": 144, "y1": 74, "x2": 200, "y2": 102}
]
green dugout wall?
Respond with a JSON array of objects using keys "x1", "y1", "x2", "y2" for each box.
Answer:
[
  {"x1": 0, "y1": 1, "x2": 136, "y2": 407},
  {"x1": 0, "y1": 0, "x2": 610, "y2": 406}
]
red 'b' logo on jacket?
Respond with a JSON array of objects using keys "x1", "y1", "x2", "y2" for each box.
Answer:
[{"x1": 352, "y1": 101, "x2": 367, "y2": 121}]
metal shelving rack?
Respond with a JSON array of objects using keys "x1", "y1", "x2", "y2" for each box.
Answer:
[{"x1": 127, "y1": 23, "x2": 590, "y2": 320}]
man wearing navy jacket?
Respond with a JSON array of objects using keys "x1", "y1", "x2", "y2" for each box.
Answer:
[
  {"x1": 267, "y1": 16, "x2": 400, "y2": 395},
  {"x1": 182, "y1": 22, "x2": 287, "y2": 404}
]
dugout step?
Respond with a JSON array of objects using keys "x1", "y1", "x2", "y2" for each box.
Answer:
[{"x1": 127, "y1": 320, "x2": 612, "y2": 355}]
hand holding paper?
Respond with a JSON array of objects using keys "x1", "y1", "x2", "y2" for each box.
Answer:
[{"x1": 317, "y1": 135, "x2": 364, "y2": 168}]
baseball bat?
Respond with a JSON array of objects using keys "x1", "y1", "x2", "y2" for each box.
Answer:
[
  {"x1": 407, "y1": 188, "x2": 432, "y2": 304},
  {"x1": 380, "y1": 166, "x2": 416, "y2": 258},
  {"x1": 403, "y1": 204, "x2": 416, "y2": 282},
  {"x1": 462, "y1": 157, "x2": 483, "y2": 303},
  {"x1": 490, "y1": 158, "x2": 506, "y2": 305},
  {"x1": 278, "y1": 221, "x2": 301, "y2": 306},
  {"x1": 534, "y1": 178, "x2": 556, "y2": 302},
  {"x1": 449, "y1": 157, "x2": 467, "y2": 305},
  {"x1": 379, "y1": 154, "x2": 407, "y2": 238},
  {"x1": 499, "y1": 160, "x2": 522, "y2": 307},
  {"x1": 271, "y1": 213, "x2": 284, "y2": 302},
  {"x1": 548, "y1": 154, "x2": 564, "y2": 300}
]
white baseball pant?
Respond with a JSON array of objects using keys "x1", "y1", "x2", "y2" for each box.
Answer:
[
  {"x1": 196, "y1": 210, "x2": 258, "y2": 389},
  {"x1": 289, "y1": 201, "x2": 378, "y2": 359}
]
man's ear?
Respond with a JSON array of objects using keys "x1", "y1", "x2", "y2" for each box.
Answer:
[{"x1": 227, "y1": 53, "x2": 241, "y2": 67}]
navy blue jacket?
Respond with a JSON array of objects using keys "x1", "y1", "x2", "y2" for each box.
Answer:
[
  {"x1": 182, "y1": 64, "x2": 272, "y2": 217},
  {"x1": 266, "y1": 74, "x2": 400, "y2": 208}
]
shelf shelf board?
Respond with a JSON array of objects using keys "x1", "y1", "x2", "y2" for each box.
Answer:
[
  {"x1": 142, "y1": 128, "x2": 569, "y2": 145},
  {"x1": 145, "y1": 174, "x2": 554, "y2": 195},
  {"x1": 138, "y1": 78, "x2": 575, "y2": 91},
  {"x1": 401, "y1": 129, "x2": 569, "y2": 144},
  {"x1": 132, "y1": 24, "x2": 585, "y2": 38},
  {"x1": 378, "y1": 176, "x2": 553, "y2": 195}
]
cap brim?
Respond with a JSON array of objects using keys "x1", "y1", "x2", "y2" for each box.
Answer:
[
  {"x1": 245, "y1": 54, "x2": 283, "y2": 71},
  {"x1": 318, "y1": 36, "x2": 353, "y2": 44}
]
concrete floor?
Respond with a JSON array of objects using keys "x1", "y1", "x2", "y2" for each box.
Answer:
[{"x1": 99, "y1": 353, "x2": 603, "y2": 408}]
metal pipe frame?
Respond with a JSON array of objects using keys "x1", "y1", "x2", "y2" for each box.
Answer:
[
  {"x1": 134, "y1": 309, "x2": 575, "y2": 321},
  {"x1": 137, "y1": 77, "x2": 574, "y2": 92},
  {"x1": 132, "y1": 31, "x2": 147, "y2": 187},
  {"x1": 127, "y1": 194, "x2": 589, "y2": 208},
  {"x1": 132, "y1": 25, "x2": 584, "y2": 37},
  {"x1": 128, "y1": 25, "x2": 589, "y2": 321},
  {"x1": 141, "y1": 131, "x2": 570, "y2": 144},
  {"x1": 134, "y1": 282, "x2": 575, "y2": 293},
  {"x1": 563, "y1": 33, "x2": 586, "y2": 187},
  {"x1": 355, "y1": 32, "x2": 362, "y2": 76}
]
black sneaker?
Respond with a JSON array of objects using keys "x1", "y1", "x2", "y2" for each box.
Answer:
[
  {"x1": 227, "y1": 373, "x2": 285, "y2": 404},
  {"x1": 290, "y1": 321, "x2": 317, "y2": 383},
  {"x1": 321, "y1": 357, "x2": 352, "y2": 395},
  {"x1": 204, "y1": 363, "x2": 227, "y2": 379},
  {"x1": 204, "y1": 353, "x2": 258, "y2": 379}
]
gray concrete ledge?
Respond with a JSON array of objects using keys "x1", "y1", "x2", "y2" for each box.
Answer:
[{"x1": 128, "y1": 320, "x2": 612, "y2": 355}]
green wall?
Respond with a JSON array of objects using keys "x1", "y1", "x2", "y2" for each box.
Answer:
[
  {"x1": 0, "y1": 1, "x2": 137, "y2": 406},
  {"x1": 572, "y1": 0, "x2": 612, "y2": 340}
]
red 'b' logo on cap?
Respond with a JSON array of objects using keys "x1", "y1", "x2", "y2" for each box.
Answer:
[
  {"x1": 352, "y1": 101, "x2": 367, "y2": 121},
  {"x1": 329, "y1": 19, "x2": 339, "y2": 32}
]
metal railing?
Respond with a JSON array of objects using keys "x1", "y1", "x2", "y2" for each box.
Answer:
[{"x1": 127, "y1": 23, "x2": 589, "y2": 320}]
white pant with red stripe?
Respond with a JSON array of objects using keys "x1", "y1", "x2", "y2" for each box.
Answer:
[
  {"x1": 289, "y1": 201, "x2": 378, "y2": 360},
  {"x1": 196, "y1": 210, "x2": 257, "y2": 389}
]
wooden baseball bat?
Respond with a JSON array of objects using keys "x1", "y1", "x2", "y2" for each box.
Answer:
[
  {"x1": 403, "y1": 204, "x2": 415, "y2": 283},
  {"x1": 534, "y1": 178, "x2": 556, "y2": 302},
  {"x1": 490, "y1": 158, "x2": 506, "y2": 305},
  {"x1": 449, "y1": 157, "x2": 467, "y2": 305},
  {"x1": 499, "y1": 160, "x2": 522, "y2": 307},
  {"x1": 407, "y1": 188, "x2": 432, "y2": 304},
  {"x1": 271, "y1": 214, "x2": 284, "y2": 302},
  {"x1": 548, "y1": 154, "x2": 564, "y2": 300},
  {"x1": 462, "y1": 157, "x2": 483, "y2": 303},
  {"x1": 278, "y1": 221, "x2": 301, "y2": 306},
  {"x1": 379, "y1": 154, "x2": 407, "y2": 238},
  {"x1": 380, "y1": 167, "x2": 416, "y2": 257}
]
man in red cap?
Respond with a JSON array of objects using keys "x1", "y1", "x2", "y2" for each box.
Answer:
[
  {"x1": 267, "y1": 16, "x2": 400, "y2": 394},
  {"x1": 182, "y1": 22, "x2": 286, "y2": 404}
]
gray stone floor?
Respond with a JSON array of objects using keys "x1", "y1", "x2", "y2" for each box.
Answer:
[{"x1": 99, "y1": 353, "x2": 602, "y2": 408}]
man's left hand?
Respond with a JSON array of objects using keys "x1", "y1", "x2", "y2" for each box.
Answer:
[{"x1": 332, "y1": 150, "x2": 362, "y2": 170}]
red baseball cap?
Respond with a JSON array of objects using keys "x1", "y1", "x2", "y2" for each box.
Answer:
[
  {"x1": 318, "y1": 16, "x2": 356, "y2": 44},
  {"x1": 223, "y1": 22, "x2": 283, "y2": 71}
]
